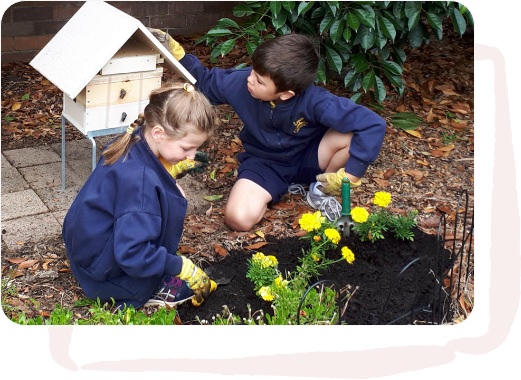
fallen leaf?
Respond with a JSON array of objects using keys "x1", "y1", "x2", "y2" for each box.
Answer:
[
  {"x1": 255, "y1": 230, "x2": 265, "y2": 239},
  {"x1": 373, "y1": 178, "x2": 390, "y2": 187},
  {"x1": 11, "y1": 102, "x2": 22, "y2": 111},
  {"x1": 437, "y1": 204, "x2": 452, "y2": 214},
  {"x1": 450, "y1": 120, "x2": 467, "y2": 130},
  {"x1": 203, "y1": 194, "x2": 223, "y2": 202},
  {"x1": 405, "y1": 129, "x2": 422, "y2": 138},
  {"x1": 18, "y1": 259, "x2": 39, "y2": 269},
  {"x1": 383, "y1": 168, "x2": 396, "y2": 179},
  {"x1": 6, "y1": 257, "x2": 27, "y2": 264},
  {"x1": 178, "y1": 245, "x2": 196, "y2": 254},
  {"x1": 213, "y1": 244, "x2": 228, "y2": 257},
  {"x1": 405, "y1": 169, "x2": 424, "y2": 180},
  {"x1": 244, "y1": 241, "x2": 269, "y2": 250},
  {"x1": 271, "y1": 200, "x2": 295, "y2": 210}
]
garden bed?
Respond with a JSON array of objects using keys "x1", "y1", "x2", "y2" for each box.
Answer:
[{"x1": 179, "y1": 227, "x2": 452, "y2": 325}]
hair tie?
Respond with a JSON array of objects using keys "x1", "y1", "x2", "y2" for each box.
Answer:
[
  {"x1": 126, "y1": 126, "x2": 134, "y2": 135},
  {"x1": 183, "y1": 83, "x2": 195, "y2": 93}
]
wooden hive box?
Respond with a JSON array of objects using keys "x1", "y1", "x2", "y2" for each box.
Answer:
[{"x1": 30, "y1": 0, "x2": 195, "y2": 136}]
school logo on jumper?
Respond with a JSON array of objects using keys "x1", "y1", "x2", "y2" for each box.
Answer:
[{"x1": 292, "y1": 117, "x2": 308, "y2": 133}]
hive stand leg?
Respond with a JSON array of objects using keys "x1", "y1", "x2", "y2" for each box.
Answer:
[
  {"x1": 87, "y1": 134, "x2": 97, "y2": 172},
  {"x1": 61, "y1": 116, "x2": 66, "y2": 191}
]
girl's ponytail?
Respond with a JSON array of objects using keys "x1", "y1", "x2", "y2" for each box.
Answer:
[{"x1": 102, "y1": 115, "x2": 145, "y2": 165}]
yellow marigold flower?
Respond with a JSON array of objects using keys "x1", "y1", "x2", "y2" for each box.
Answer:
[
  {"x1": 313, "y1": 235, "x2": 321, "y2": 242},
  {"x1": 341, "y1": 246, "x2": 355, "y2": 264},
  {"x1": 258, "y1": 286, "x2": 275, "y2": 301},
  {"x1": 298, "y1": 211, "x2": 325, "y2": 232},
  {"x1": 252, "y1": 252, "x2": 265, "y2": 264},
  {"x1": 264, "y1": 255, "x2": 278, "y2": 268},
  {"x1": 324, "y1": 228, "x2": 341, "y2": 245},
  {"x1": 273, "y1": 275, "x2": 287, "y2": 288},
  {"x1": 373, "y1": 191, "x2": 391, "y2": 207},
  {"x1": 351, "y1": 207, "x2": 369, "y2": 223}
]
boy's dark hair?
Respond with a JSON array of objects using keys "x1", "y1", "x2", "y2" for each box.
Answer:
[{"x1": 251, "y1": 33, "x2": 319, "y2": 94}]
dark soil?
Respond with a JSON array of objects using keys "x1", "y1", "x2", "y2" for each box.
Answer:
[{"x1": 179, "y1": 228, "x2": 452, "y2": 325}]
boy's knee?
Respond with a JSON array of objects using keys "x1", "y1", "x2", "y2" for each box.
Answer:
[{"x1": 224, "y1": 211, "x2": 255, "y2": 232}]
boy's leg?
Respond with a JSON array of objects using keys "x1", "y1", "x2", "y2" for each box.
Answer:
[
  {"x1": 224, "y1": 178, "x2": 272, "y2": 232},
  {"x1": 317, "y1": 129, "x2": 353, "y2": 174}
]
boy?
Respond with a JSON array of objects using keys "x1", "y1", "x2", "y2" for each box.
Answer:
[{"x1": 152, "y1": 31, "x2": 386, "y2": 232}]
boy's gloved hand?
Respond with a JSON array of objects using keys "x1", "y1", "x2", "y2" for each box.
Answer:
[
  {"x1": 178, "y1": 256, "x2": 217, "y2": 306},
  {"x1": 315, "y1": 168, "x2": 362, "y2": 196},
  {"x1": 147, "y1": 28, "x2": 185, "y2": 60}
]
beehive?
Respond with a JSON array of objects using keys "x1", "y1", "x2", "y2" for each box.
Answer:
[{"x1": 30, "y1": 0, "x2": 195, "y2": 136}]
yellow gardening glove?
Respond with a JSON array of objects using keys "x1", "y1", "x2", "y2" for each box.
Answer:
[
  {"x1": 148, "y1": 28, "x2": 185, "y2": 60},
  {"x1": 315, "y1": 168, "x2": 362, "y2": 196},
  {"x1": 160, "y1": 157, "x2": 197, "y2": 179},
  {"x1": 178, "y1": 256, "x2": 217, "y2": 306}
]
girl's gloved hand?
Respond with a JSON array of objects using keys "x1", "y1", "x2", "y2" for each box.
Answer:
[{"x1": 178, "y1": 256, "x2": 216, "y2": 306}]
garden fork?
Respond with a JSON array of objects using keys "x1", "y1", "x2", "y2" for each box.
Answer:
[{"x1": 335, "y1": 177, "x2": 354, "y2": 237}]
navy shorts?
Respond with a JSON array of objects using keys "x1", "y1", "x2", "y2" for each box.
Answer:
[{"x1": 237, "y1": 139, "x2": 322, "y2": 203}]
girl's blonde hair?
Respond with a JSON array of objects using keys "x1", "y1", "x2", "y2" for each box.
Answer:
[{"x1": 102, "y1": 83, "x2": 219, "y2": 165}]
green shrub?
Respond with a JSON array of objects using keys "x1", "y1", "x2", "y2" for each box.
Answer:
[{"x1": 197, "y1": 1, "x2": 473, "y2": 104}]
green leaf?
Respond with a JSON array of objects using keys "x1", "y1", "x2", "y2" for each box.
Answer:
[
  {"x1": 216, "y1": 18, "x2": 241, "y2": 29},
  {"x1": 207, "y1": 28, "x2": 232, "y2": 37},
  {"x1": 377, "y1": 14, "x2": 396, "y2": 41},
  {"x1": 329, "y1": 19, "x2": 344, "y2": 44},
  {"x1": 358, "y1": 26, "x2": 376, "y2": 51},
  {"x1": 343, "y1": 69, "x2": 358, "y2": 87},
  {"x1": 385, "y1": 73, "x2": 404, "y2": 96},
  {"x1": 297, "y1": 1, "x2": 315, "y2": 16},
  {"x1": 407, "y1": 23, "x2": 423, "y2": 48},
  {"x1": 327, "y1": 1, "x2": 339, "y2": 17},
  {"x1": 391, "y1": 112, "x2": 422, "y2": 130},
  {"x1": 351, "y1": 54, "x2": 369, "y2": 73},
  {"x1": 220, "y1": 39, "x2": 236, "y2": 56},
  {"x1": 374, "y1": 75, "x2": 386, "y2": 104},
  {"x1": 353, "y1": 6, "x2": 375, "y2": 28},
  {"x1": 245, "y1": 40, "x2": 257, "y2": 55},
  {"x1": 281, "y1": 1, "x2": 296, "y2": 12},
  {"x1": 451, "y1": 7, "x2": 467, "y2": 36},
  {"x1": 272, "y1": 11, "x2": 288, "y2": 30},
  {"x1": 404, "y1": 1, "x2": 421, "y2": 30},
  {"x1": 381, "y1": 60, "x2": 402, "y2": 76},
  {"x1": 425, "y1": 12, "x2": 442, "y2": 33},
  {"x1": 342, "y1": 25, "x2": 352, "y2": 41},
  {"x1": 317, "y1": 60, "x2": 327, "y2": 84},
  {"x1": 345, "y1": 12, "x2": 360, "y2": 31},
  {"x1": 319, "y1": 14, "x2": 334, "y2": 34},
  {"x1": 204, "y1": 195, "x2": 224, "y2": 202},
  {"x1": 233, "y1": 4, "x2": 255, "y2": 17},
  {"x1": 350, "y1": 92, "x2": 363, "y2": 103},
  {"x1": 362, "y1": 70, "x2": 375, "y2": 92},
  {"x1": 325, "y1": 46, "x2": 343, "y2": 74},
  {"x1": 270, "y1": 1, "x2": 282, "y2": 17}
]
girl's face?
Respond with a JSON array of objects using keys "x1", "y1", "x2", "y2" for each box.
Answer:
[{"x1": 148, "y1": 124, "x2": 208, "y2": 164}]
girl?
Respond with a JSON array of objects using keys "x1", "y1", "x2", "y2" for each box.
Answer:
[{"x1": 62, "y1": 83, "x2": 220, "y2": 309}]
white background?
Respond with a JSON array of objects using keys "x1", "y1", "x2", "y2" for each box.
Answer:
[{"x1": 1, "y1": 1, "x2": 519, "y2": 379}]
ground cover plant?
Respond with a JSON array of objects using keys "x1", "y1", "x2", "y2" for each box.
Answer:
[{"x1": 1, "y1": 20, "x2": 473, "y2": 325}]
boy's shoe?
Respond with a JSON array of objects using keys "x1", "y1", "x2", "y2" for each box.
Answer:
[
  {"x1": 288, "y1": 183, "x2": 308, "y2": 196},
  {"x1": 306, "y1": 182, "x2": 342, "y2": 222},
  {"x1": 144, "y1": 276, "x2": 194, "y2": 307}
]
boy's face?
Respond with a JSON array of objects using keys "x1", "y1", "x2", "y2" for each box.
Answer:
[{"x1": 247, "y1": 70, "x2": 294, "y2": 102}]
